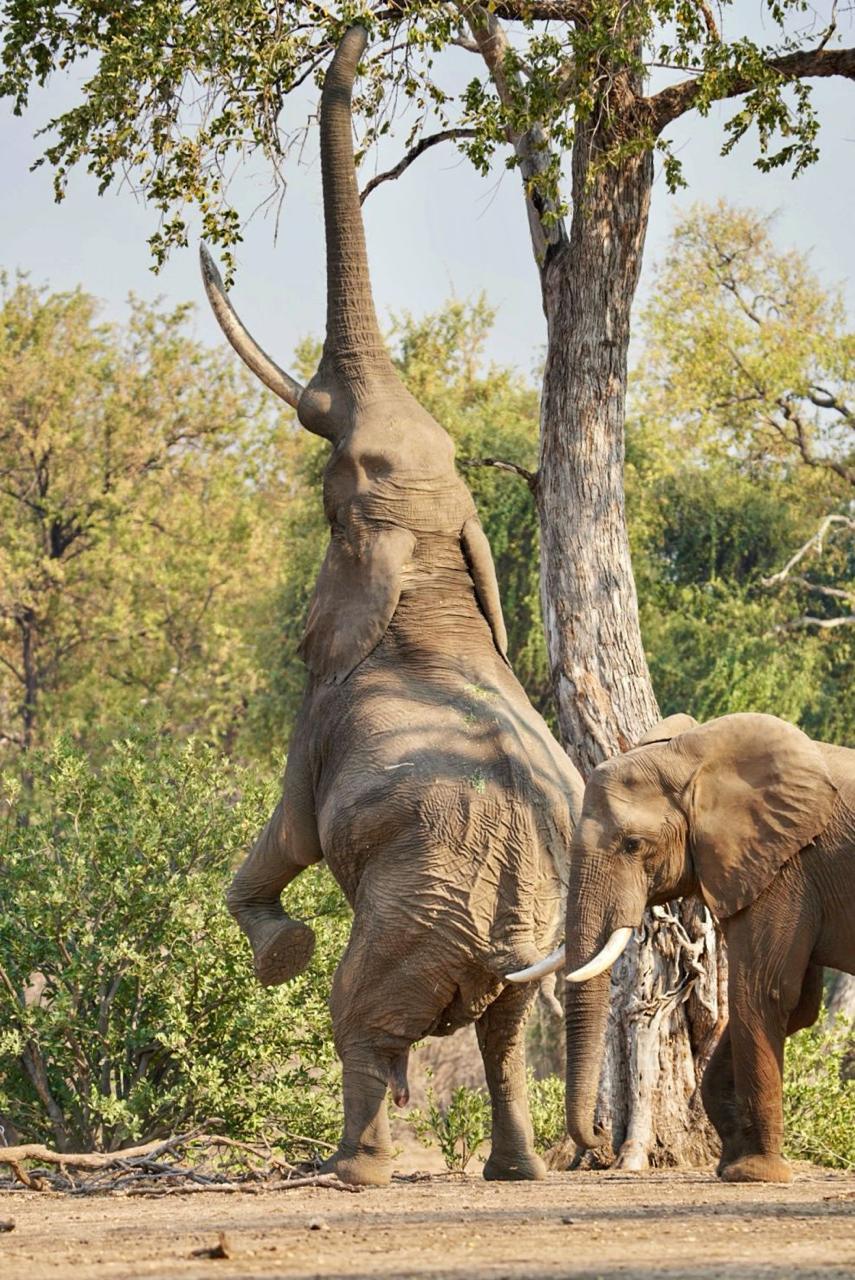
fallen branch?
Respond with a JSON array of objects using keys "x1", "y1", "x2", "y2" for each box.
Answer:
[
  {"x1": 0, "y1": 1130, "x2": 370, "y2": 1197},
  {"x1": 0, "y1": 1135, "x2": 177, "y2": 1174}
]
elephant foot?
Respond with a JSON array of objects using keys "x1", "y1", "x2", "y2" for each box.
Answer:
[
  {"x1": 252, "y1": 918, "x2": 315, "y2": 987},
  {"x1": 483, "y1": 1151, "x2": 547, "y2": 1182},
  {"x1": 320, "y1": 1148, "x2": 391, "y2": 1187},
  {"x1": 720, "y1": 1154, "x2": 793, "y2": 1184}
]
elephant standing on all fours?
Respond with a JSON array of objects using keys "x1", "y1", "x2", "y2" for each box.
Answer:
[
  {"x1": 510, "y1": 711, "x2": 855, "y2": 1185},
  {"x1": 201, "y1": 25, "x2": 584, "y2": 1188}
]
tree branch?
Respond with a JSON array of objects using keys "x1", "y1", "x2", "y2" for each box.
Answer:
[
  {"x1": 761, "y1": 514, "x2": 855, "y2": 587},
  {"x1": 695, "y1": 2, "x2": 719, "y2": 42},
  {"x1": 360, "y1": 128, "x2": 477, "y2": 203},
  {"x1": 647, "y1": 46, "x2": 855, "y2": 133},
  {"x1": 460, "y1": 3, "x2": 568, "y2": 266},
  {"x1": 770, "y1": 613, "x2": 855, "y2": 632},
  {"x1": 773, "y1": 399, "x2": 855, "y2": 488},
  {"x1": 459, "y1": 456, "x2": 538, "y2": 491}
]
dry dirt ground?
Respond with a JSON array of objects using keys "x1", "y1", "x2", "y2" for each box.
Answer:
[{"x1": 1, "y1": 1166, "x2": 854, "y2": 1280}]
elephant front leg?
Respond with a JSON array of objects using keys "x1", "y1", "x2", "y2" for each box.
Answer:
[
  {"x1": 226, "y1": 797, "x2": 318, "y2": 987},
  {"x1": 477, "y1": 984, "x2": 546, "y2": 1182}
]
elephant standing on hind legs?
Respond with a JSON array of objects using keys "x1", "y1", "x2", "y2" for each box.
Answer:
[
  {"x1": 200, "y1": 26, "x2": 584, "y2": 1188},
  {"x1": 510, "y1": 711, "x2": 855, "y2": 1184}
]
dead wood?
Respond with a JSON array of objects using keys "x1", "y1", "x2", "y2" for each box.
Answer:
[{"x1": 0, "y1": 1131, "x2": 349, "y2": 1196}]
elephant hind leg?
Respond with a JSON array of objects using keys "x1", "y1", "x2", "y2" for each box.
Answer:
[
  {"x1": 701, "y1": 1026, "x2": 741, "y2": 1175},
  {"x1": 477, "y1": 983, "x2": 546, "y2": 1182}
]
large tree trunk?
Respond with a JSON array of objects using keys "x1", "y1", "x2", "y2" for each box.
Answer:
[{"x1": 536, "y1": 121, "x2": 721, "y2": 1169}]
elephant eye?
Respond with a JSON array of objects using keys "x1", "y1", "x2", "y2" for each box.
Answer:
[{"x1": 622, "y1": 836, "x2": 642, "y2": 854}]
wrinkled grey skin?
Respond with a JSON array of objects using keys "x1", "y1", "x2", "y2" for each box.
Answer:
[
  {"x1": 201, "y1": 27, "x2": 584, "y2": 1187},
  {"x1": 560, "y1": 711, "x2": 854, "y2": 1185}
]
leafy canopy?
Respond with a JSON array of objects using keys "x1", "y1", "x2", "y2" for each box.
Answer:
[{"x1": 0, "y1": 2, "x2": 842, "y2": 274}]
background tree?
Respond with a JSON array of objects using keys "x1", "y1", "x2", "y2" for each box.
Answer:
[
  {"x1": 628, "y1": 199, "x2": 854, "y2": 1021},
  {"x1": 0, "y1": 277, "x2": 289, "y2": 763},
  {"x1": 4, "y1": 2, "x2": 853, "y2": 1166}
]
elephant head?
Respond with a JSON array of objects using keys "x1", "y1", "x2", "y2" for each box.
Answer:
[
  {"x1": 200, "y1": 26, "x2": 506, "y2": 683},
  {"x1": 507, "y1": 711, "x2": 838, "y2": 1150}
]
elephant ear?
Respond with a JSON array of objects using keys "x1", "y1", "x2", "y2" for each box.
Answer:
[
  {"x1": 633, "y1": 713, "x2": 699, "y2": 748},
  {"x1": 298, "y1": 525, "x2": 416, "y2": 683},
  {"x1": 682, "y1": 713, "x2": 838, "y2": 919},
  {"x1": 460, "y1": 515, "x2": 508, "y2": 659}
]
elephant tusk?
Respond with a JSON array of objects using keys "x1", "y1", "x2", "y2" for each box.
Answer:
[
  {"x1": 564, "y1": 927, "x2": 633, "y2": 984},
  {"x1": 199, "y1": 243, "x2": 306, "y2": 411},
  {"x1": 505, "y1": 944, "x2": 566, "y2": 984},
  {"x1": 505, "y1": 927, "x2": 634, "y2": 986}
]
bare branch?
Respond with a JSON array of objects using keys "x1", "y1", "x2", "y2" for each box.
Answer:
[
  {"x1": 696, "y1": 1, "x2": 719, "y2": 42},
  {"x1": 770, "y1": 613, "x2": 855, "y2": 632},
  {"x1": 647, "y1": 45, "x2": 855, "y2": 133},
  {"x1": 807, "y1": 385, "x2": 854, "y2": 421},
  {"x1": 816, "y1": 0, "x2": 839, "y2": 54},
  {"x1": 761, "y1": 514, "x2": 855, "y2": 587},
  {"x1": 459, "y1": 456, "x2": 538, "y2": 491},
  {"x1": 773, "y1": 399, "x2": 855, "y2": 487},
  {"x1": 769, "y1": 574, "x2": 854, "y2": 604},
  {"x1": 360, "y1": 128, "x2": 477, "y2": 203}
]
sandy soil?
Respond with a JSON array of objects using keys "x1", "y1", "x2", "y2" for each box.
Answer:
[{"x1": 1, "y1": 1166, "x2": 853, "y2": 1280}]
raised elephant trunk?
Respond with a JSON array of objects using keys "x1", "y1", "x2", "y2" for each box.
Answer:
[
  {"x1": 318, "y1": 26, "x2": 396, "y2": 388},
  {"x1": 200, "y1": 25, "x2": 402, "y2": 440}
]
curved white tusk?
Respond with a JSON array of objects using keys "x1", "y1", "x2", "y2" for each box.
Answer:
[
  {"x1": 505, "y1": 944, "x2": 566, "y2": 984},
  {"x1": 564, "y1": 927, "x2": 633, "y2": 984},
  {"x1": 199, "y1": 244, "x2": 305, "y2": 410},
  {"x1": 505, "y1": 927, "x2": 634, "y2": 986}
]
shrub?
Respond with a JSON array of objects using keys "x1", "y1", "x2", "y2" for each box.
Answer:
[
  {"x1": 0, "y1": 735, "x2": 350, "y2": 1153},
  {"x1": 527, "y1": 1073, "x2": 565, "y2": 1155},
  {"x1": 784, "y1": 1015, "x2": 855, "y2": 1170},
  {"x1": 407, "y1": 1080, "x2": 491, "y2": 1173}
]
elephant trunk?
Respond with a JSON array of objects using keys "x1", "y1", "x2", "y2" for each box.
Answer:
[
  {"x1": 319, "y1": 26, "x2": 398, "y2": 391},
  {"x1": 564, "y1": 969, "x2": 612, "y2": 1150},
  {"x1": 562, "y1": 856, "x2": 646, "y2": 1151}
]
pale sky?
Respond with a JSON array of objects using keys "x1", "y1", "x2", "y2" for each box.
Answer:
[{"x1": 1, "y1": 16, "x2": 854, "y2": 379}]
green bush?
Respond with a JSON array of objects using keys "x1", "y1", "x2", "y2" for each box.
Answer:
[
  {"x1": 784, "y1": 1015, "x2": 855, "y2": 1170},
  {"x1": 407, "y1": 1080, "x2": 491, "y2": 1173},
  {"x1": 0, "y1": 735, "x2": 350, "y2": 1153},
  {"x1": 527, "y1": 1072, "x2": 565, "y2": 1155}
]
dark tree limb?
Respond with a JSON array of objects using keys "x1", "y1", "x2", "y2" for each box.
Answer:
[
  {"x1": 360, "y1": 128, "x2": 477, "y2": 203},
  {"x1": 647, "y1": 45, "x2": 855, "y2": 133}
]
